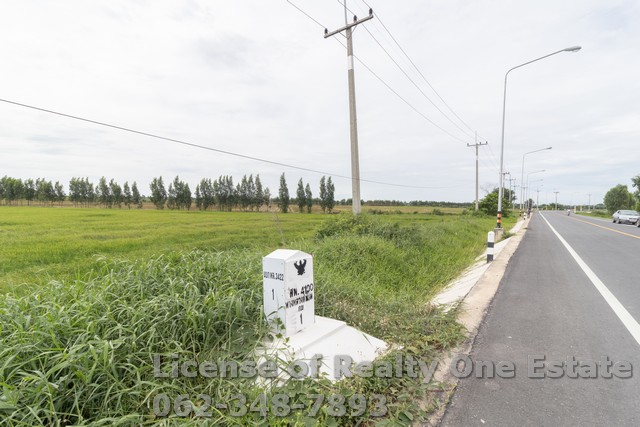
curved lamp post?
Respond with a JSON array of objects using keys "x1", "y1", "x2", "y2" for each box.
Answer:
[
  {"x1": 525, "y1": 173, "x2": 545, "y2": 208},
  {"x1": 496, "y1": 45, "x2": 581, "y2": 228},
  {"x1": 520, "y1": 147, "x2": 552, "y2": 210}
]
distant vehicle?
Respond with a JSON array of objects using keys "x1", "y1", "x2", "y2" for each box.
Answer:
[{"x1": 612, "y1": 210, "x2": 639, "y2": 224}]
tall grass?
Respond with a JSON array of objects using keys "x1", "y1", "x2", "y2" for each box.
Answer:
[{"x1": 0, "y1": 212, "x2": 509, "y2": 425}]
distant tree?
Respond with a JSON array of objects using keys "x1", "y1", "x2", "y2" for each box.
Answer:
[
  {"x1": 319, "y1": 176, "x2": 327, "y2": 213},
  {"x1": 24, "y1": 179, "x2": 36, "y2": 206},
  {"x1": 167, "y1": 182, "x2": 177, "y2": 209},
  {"x1": 195, "y1": 183, "x2": 203, "y2": 210},
  {"x1": 85, "y1": 178, "x2": 96, "y2": 206},
  {"x1": 263, "y1": 187, "x2": 272, "y2": 209},
  {"x1": 215, "y1": 175, "x2": 236, "y2": 211},
  {"x1": 238, "y1": 175, "x2": 250, "y2": 211},
  {"x1": 198, "y1": 178, "x2": 215, "y2": 210},
  {"x1": 181, "y1": 182, "x2": 192, "y2": 210},
  {"x1": 5, "y1": 177, "x2": 25, "y2": 205},
  {"x1": 255, "y1": 175, "x2": 264, "y2": 211},
  {"x1": 632, "y1": 175, "x2": 640, "y2": 208},
  {"x1": 131, "y1": 181, "x2": 143, "y2": 208},
  {"x1": 123, "y1": 181, "x2": 132, "y2": 209},
  {"x1": 296, "y1": 179, "x2": 306, "y2": 213},
  {"x1": 34, "y1": 178, "x2": 55, "y2": 206},
  {"x1": 96, "y1": 177, "x2": 110, "y2": 207},
  {"x1": 247, "y1": 175, "x2": 256, "y2": 211},
  {"x1": 278, "y1": 173, "x2": 289, "y2": 213},
  {"x1": 479, "y1": 188, "x2": 514, "y2": 217},
  {"x1": 604, "y1": 184, "x2": 633, "y2": 213},
  {"x1": 54, "y1": 181, "x2": 65, "y2": 206},
  {"x1": 109, "y1": 179, "x2": 122, "y2": 208},
  {"x1": 326, "y1": 177, "x2": 335, "y2": 213},
  {"x1": 149, "y1": 176, "x2": 167, "y2": 209},
  {"x1": 304, "y1": 183, "x2": 313, "y2": 213}
]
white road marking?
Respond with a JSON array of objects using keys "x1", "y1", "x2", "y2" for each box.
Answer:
[{"x1": 540, "y1": 213, "x2": 640, "y2": 347}]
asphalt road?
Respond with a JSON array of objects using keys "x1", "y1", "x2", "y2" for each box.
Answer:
[{"x1": 440, "y1": 211, "x2": 640, "y2": 426}]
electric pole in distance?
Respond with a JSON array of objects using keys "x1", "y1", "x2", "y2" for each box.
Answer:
[
  {"x1": 324, "y1": 4, "x2": 373, "y2": 215},
  {"x1": 554, "y1": 191, "x2": 560, "y2": 210},
  {"x1": 467, "y1": 132, "x2": 487, "y2": 211},
  {"x1": 506, "y1": 175, "x2": 516, "y2": 205}
]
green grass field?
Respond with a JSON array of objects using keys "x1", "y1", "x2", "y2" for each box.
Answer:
[
  {"x1": 0, "y1": 206, "x2": 515, "y2": 425},
  {"x1": 0, "y1": 207, "x2": 327, "y2": 291}
]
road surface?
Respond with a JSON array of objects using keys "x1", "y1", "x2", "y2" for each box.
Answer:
[{"x1": 440, "y1": 211, "x2": 640, "y2": 426}]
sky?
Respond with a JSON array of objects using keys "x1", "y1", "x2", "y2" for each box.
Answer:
[{"x1": 1, "y1": 0, "x2": 638, "y2": 206}]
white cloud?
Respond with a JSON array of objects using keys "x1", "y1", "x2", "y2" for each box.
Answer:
[{"x1": 0, "y1": 0, "x2": 638, "y2": 205}]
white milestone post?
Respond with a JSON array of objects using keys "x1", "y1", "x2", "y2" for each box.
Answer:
[
  {"x1": 263, "y1": 249, "x2": 315, "y2": 337},
  {"x1": 259, "y1": 249, "x2": 387, "y2": 382}
]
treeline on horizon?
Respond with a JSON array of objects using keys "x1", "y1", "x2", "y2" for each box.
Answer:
[
  {"x1": 0, "y1": 174, "x2": 338, "y2": 213},
  {"x1": 0, "y1": 174, "x2": 474, "y2": 211}
]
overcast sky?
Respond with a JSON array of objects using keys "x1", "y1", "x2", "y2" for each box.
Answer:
[{"x1": 1, "y1": 0, "x2": 638, "y2": 206}]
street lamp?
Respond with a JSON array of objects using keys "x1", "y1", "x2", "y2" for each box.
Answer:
[
  {"x1": 525, "y1": 170, "x2": 545, "y2": 209},
  {"x1": 520, "y1": 147, "x2": 552, "y2": 210},
  {"x1": 528, "y1": 179, "x2": 544, "y2": 209},
  {"x1": 496, "y1": 45, "x2": 581, "y2": 228}
]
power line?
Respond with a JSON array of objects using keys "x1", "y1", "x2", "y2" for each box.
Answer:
[
  {"x1": 361, "y1": 23, "x2": 474, "y2": 143},
  {"x1": 349, "y1": 52, "x2": 469, "y2": 144},
  {"x1": 346, "y1": 0, "x2": 475, "y2": 141},
  {"x1": 285, "y1": 0, "x2": 326, "y2": 29},
  {"x1": 286, "y1": 0, "x2": 469, "y2": 144},
  {"x1": 361, "y1": 0, "x2": 480, "y2": 137},
  {"x1": 0, "y1": 97, "x2": 464, "y2": 190}
]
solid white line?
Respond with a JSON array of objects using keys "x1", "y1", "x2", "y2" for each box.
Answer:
[{"x1": 540, "y1": 213, "x2": 640, "y2": 347}]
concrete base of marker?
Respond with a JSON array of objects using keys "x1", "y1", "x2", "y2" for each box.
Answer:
[{"x1": 256, "y1": 316, "x2": 388, "y2": 384}]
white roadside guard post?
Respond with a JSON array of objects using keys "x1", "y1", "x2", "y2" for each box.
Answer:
[
  {"x1": 487, "y1": 231, "x2": 495, "y2": 263},
  {"x1": 259, "y1": 249, "x2": 388, "y2": 383}
]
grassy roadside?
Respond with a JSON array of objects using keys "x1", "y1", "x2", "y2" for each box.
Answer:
[
  {"x1": 0, "y1": 208, "x2": 515, "y2": 425},
  {"x1": 574, "y1": 210, "x2": 610, "y2": 219},
  {"x1": 0, "y1": 207, "x2": 325, "y2": 292}
]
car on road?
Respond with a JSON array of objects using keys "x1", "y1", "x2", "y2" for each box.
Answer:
[{"x1": 612, "y1": 209, "x2": 639, "y2": 224}]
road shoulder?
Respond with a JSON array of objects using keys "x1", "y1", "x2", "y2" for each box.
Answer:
[{"x1": 425, "y1": 218, "x2": 528, "y2": 426}]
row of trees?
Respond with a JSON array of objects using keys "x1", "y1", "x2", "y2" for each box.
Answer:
[
  {"x1": 279, "y1": 174, "x2": 335, "y2": 214},
  {"x1": 0, "y1": 176, "x2": 65, "y2": 206},
  {"x1": 0, "y1": 174, "x2": 339, "y2": 213},
  {"x1": 93, "y1": 177, "x2": 143, "y2": 208},
  {"x1": 604, "y1": 175, "x2": 640, "y2": 213}
]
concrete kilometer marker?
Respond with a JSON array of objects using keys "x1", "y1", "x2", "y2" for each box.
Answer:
[
  {"x1": 263, "y1": 249, "x2": 315, "y2": 337},
  {"x1": 259, "y1": 248, "x2": 388, "y2": 382}
]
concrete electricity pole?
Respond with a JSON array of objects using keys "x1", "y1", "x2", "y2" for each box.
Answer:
[
  {"x1": 588, "y1": 193, "x2": 592, "y2": 211},
  {"x1": 507, "y1": 176, "x2": 516, "y2": 205},
  {"x1": 324, "y1": 4, "x2": 374, "y2": 215},
  {"x1": 554, "y1": 191, "x2": 560, "y2": 210},
  {"x1": 467, "y1": 133, "x2": 487, "y2": 211}
]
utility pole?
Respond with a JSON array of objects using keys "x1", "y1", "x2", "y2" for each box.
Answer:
[
  {"x1": 554, "y1": 191, "x2": 559, "y2": 210},
  {"x1": 502, "y1": 171, "x2": 510, "y2": 201},
  {"x1": 324, "y1": 4, "x2": 373, "y2": 215},
  {"x1": 467, "y1": 132, "x2": 487, "y2": 211},
  {"x1": 507, "y1": 176, "x2": 516, "y2": 205},
  {"x1": 588, "y1": 193, "x2": 592, "y2": 211}
]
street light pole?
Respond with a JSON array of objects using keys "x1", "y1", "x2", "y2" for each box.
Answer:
[
  {"x1": 526, "y1": 170, "x2": 545, "y2": 209},
  {"x1": 520, "y1": 147, "x2": 552, "y2": 211},
  {"x1": 496, "y1": 46, "x2": 581, "y2": 228}
]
